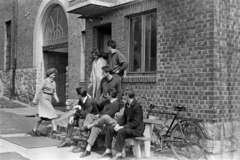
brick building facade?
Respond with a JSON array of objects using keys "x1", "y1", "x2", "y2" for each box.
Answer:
[
  {"x1": 0, "y1": 0, "x2": 85, "y2": 104},
  {"x1": 68, "y1": 0, "x2": 240, "y2": 159},
  {"x1": 0, "y1": 0, "x2": 240, "y2": 159}
]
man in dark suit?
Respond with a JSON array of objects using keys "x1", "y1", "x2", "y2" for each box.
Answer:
[
  {"x1": 77, "y1": 88, "x2": 121, "y2": 157},
  {"x1": 58, "y1": 87, "x2": 99, "y2": 148},
  {"x1": 99, "y1": 89, "x2": 144, "y2": 159}
]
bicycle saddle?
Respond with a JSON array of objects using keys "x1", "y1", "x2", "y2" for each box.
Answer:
[{"x1": 174, "y1": 106, "x2": 186, "y2": 111}]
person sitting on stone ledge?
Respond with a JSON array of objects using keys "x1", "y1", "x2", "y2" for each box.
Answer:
[
  {"x1": 99, "y1": 89, "x2": 144, "y2": 160},
  {"x1": 57, "y1": 87, "x2": 99, "y2": 148},
  {"x1": 74, "y1": 87, "x2": 122, "y2": 158}
]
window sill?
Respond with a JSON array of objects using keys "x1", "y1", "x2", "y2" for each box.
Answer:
[{"x1": 123, "y1": 75, "x2": 157, "y2": 83}]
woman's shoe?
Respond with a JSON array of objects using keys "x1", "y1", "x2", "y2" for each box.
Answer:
[
  {"x1": 52, "y1": 130, "x2": 61, "y2": 134},
  {"x1": 30, "y1": 130, "x2": 38, "y2": 137}
]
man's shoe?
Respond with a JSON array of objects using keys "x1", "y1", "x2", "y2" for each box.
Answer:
[
  {"x1": 80, "y1": 151, "x2": 91, "y2": 158},
  {"x1": 79, "y1": 126, "x2": 87, "y2": 132},
  {"x1": 30, "y1": 130, "x2": 38, "y2": 137},
  {"x1": 52, "y1": 130, "x2": 61, "y2": 134},
  {"x1": 111, "y1": 153, "x2": 122, "y2": 160},
  {"x1": 57, "y1": 141, "x2": 70, "y2": 148},
  {"x1": 97, "y1": 151, "x2": 112, "y2": 159},
  {"x1": 72, "y1": 146, "x2": 84, "y2": 153}
]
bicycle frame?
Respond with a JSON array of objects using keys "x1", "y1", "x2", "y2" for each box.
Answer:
[
  {"x1": 144, "y1": 98, "x2": 187, "y2": 144},
  {"x1": 143, "y1": 97, "x2": 206, "y2": 160}
]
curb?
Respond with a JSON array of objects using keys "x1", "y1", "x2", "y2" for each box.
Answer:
[{"x1": 1, "y1": 96, "x2": 33, "y2": 108}]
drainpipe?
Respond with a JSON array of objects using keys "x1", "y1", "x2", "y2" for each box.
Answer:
[{"x1": 11, "y1": 0, "x2": 18, "y2": 100}]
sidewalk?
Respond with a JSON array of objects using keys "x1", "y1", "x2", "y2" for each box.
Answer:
[
  {"x1": 0, "y1": 97, "x2": 65, "y2": 117},
  {"x1": 0, "y1": 97, "x2": 178, "y2": 160}
]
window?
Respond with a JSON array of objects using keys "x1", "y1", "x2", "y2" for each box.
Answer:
[
  {"x1": 44, "y1": 5, "x2": 68, "y2": 46},
  {"x1": 5, "y1": 21, "x2": 11, "y2": 70},
  {"x1": 129, "y1": 11, "x2": 157, "y2": 73}
]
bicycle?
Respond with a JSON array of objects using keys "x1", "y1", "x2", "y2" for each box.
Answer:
[{"x1": 142, "y1": 97, "x2": 205, "y2": 160}]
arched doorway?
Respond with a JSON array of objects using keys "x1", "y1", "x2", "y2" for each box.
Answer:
[
  {"x1": 33, "y1": 1, "x2": 69, "y2": 107},
  {"x1": 42, "y1": 4, "x2": 68, "y2": 106}
]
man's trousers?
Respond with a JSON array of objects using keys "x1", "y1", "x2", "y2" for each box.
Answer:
[{"x1": 105, "y1": 126, "x2": 143, "y2": 152}]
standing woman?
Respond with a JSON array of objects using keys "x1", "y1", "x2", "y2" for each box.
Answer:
[
  {"x1": 31, "y1": 68, "x2": 60, "y2": 136},
  {"x1": 88, "y1": 49, "x2": 107, "y2": 97}
]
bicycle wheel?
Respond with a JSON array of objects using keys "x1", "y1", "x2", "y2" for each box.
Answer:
[{"x1": 170, "y1": 121, "x2": 205, "y2": 160}]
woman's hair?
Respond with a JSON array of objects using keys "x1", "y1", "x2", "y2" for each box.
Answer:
[
  {"x1": 91, "y1": 49, "x2": 102, "y2": 57},
  {"x1": 46, "y1": 68, "x2": 57, "y2": 77}
]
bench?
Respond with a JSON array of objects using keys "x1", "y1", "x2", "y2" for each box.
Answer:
[{"x1": 124, "y1": 118, "x2": 165, "y2": 158}]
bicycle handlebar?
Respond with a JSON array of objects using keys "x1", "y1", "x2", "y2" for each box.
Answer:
[{"x1": 141, "y1": 96, "x2": 185, "y2": 111}]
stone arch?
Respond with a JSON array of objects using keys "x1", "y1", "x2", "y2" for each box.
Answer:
[{"x1": 33, "y1": 0, "x2": 69, "y2": 84}]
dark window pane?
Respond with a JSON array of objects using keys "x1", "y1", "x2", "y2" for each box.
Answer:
[
  {"x1": 145, "y1": 12, "x2": 157, "y2": 72},
  {"x1": 130, "y1": 16, "x2": 142, "y2": 72}
]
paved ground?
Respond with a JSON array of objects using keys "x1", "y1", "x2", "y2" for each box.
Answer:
[
  {"x1": 0, "y1": 97, "x2": 178, "y2": 160},
  {"x1": 0, "y1": 110, "x2": 39, "y2": 135}
]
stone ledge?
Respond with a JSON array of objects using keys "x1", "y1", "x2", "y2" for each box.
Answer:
[
  {"x1": 123, "y1": 76, "x2": 157, "y2": 83},
  {"x1": 205, "y1": 138, "x2": 238, "y2": 154},
  {"x1": 205, "y1": 150, "x2": 240, "y2": 160}
]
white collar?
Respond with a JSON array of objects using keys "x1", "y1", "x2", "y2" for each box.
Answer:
[
  {"x1": 110, "y1": 98, "x2": 117, "y2": 103},
  {"x1": 82, "y1": 96, "x2": 87, "y2": 103},
  {"x1": 127, "y1": 99, "x2": 134, "y2": 108}
]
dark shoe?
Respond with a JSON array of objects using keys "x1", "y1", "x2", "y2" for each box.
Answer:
[
  {"x1": 52, "y1": 130, "x2": 61, "y2": 134},
  {"x1": 79, "y1": 126, "x2": 87, "y2": 132},
  {"x1": 98, "y1": 151, "x2": 112, "y2": 159},
  {"x1": 57, "y1": 141, "x2": 71, "y2": 148},
  {"x1": 72, "y1": 146, "x2": 84, "y2": 153},
  {"x1": 30, "y1": 130, "x2": 38, "y2": 137},
  {"x1": 80, "y1": 151, "x2": 91, "y2": 158}
]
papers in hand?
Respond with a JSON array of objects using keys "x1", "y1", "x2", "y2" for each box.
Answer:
[{"x1": 72, "y1": 105, "x2": 81, "y2": 112}]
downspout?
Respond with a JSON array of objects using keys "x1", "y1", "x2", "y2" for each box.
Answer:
[{"x1": 11, "y1": 0, "x2": 18, "y2": 100}]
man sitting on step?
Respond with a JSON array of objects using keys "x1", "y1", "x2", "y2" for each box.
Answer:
[
  {"x1": 73, "y1": 88, "x2": 122, "y2": 158},
  {"x1": 99, "y1": 89, "x2": 145, "y2": 160},
  {"x1": 57, "y1": 87, "x2": 99, "y2": 148}
]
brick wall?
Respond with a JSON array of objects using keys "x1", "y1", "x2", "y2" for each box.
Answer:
[
  {"x1": 16, "y1": 0, "x2": 43, "y2": 68},
  {"x1": 84, "y1": 0, "x2": 216, "y2": 120},
  {"x1": 204, "y1": 0, "x2": 240, "y2": 159},
  {"x1": 0, "y1": 0, "x2": 14, "y2": 70},
  {"x1": 68, "y1": 13, "x2": 85, "y2": 99},
  {"x1": 0, "y1": 0, "x2": 43, "y2": 69},
  {"x1": 0, "y1": 0, "x2": 86, "y2": 103},
  {"x1": 84, "y1": 0, "x2": 240, "y2": 159},
  {"x1": 213, "y1": 0, "x2": 240, "y2": 123}
]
